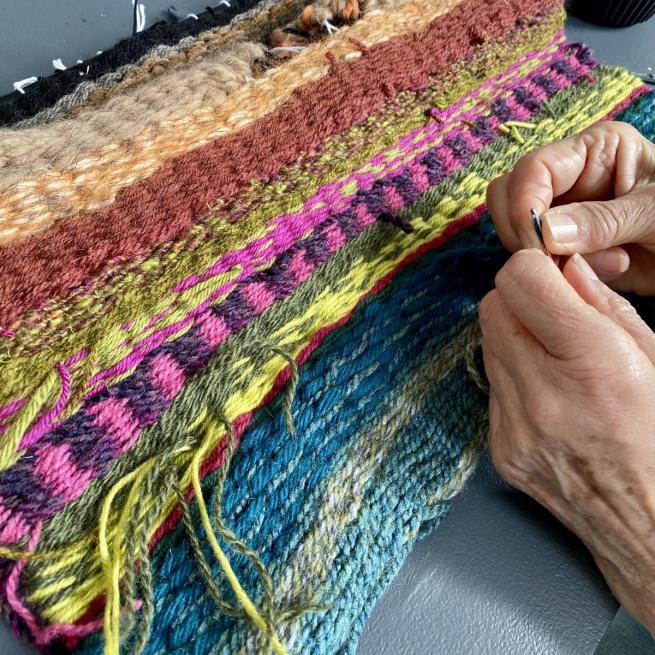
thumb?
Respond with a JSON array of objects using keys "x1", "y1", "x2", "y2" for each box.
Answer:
[
  {"x1": 563, "y1": 252, "x2": 655, "y2": 363},
  {"x1": 542, "y1": 183, "x2": 655, "y2": 255}
]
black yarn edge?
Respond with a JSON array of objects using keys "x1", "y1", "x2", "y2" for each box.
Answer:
[{"x1": 0, "y1": 0, "x2": 267, "y2": 125}]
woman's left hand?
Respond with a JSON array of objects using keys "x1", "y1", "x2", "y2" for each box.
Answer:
[{"x1": 480, "y1": 248, "x2": 655, "y2": 634}]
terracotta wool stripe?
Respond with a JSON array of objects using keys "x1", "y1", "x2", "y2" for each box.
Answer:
[
  {"x1": 34, "y1": 64, "x2": 639, "y2": 557},
  {"x1": 0, "y1": 56, "x2": 598, "y2": 548},
  {"x1": 67, "y1": 0, "x2": 387, "y2": 120},
  {"x1": 66, "y1": 48, "x2": 592, "y2": 407},
  {"x1": 0, "y1": 0, "x2": 453, "y2": 241},
  {"x1": 0, "y1": 0, "x2": 559, "y2": 328},
  {"x1": 20, "y1": 76, "x2": 645, "y2": 624},
  {"x1": 0, "y1": 27, "x2": 570, "y2": 445}
]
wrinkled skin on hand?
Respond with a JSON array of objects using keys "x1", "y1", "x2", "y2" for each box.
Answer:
[{"x1": 482, "y1": 121, "x2": 655, "y2": 634}]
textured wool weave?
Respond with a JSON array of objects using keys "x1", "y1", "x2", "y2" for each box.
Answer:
[
  {"x1": 0, "y1": 0, "x2": 446, "y2": 240},
  {"x1": 5, "y1": 0, "x2": 388, "y2": 131},
  {"x1": 0, "y1": 0, "x2": 653, "y2": 653},
  {"x1": 9, "y1": 0, "x2": 307, "y2": 129},
  {"x1": 0, "y1": 0, "x2": 290, "y2": 126}
]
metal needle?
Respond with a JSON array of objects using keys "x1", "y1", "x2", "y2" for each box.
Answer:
[{"x1": 531, "y1": 208, "x2": 552, "y2": 259}]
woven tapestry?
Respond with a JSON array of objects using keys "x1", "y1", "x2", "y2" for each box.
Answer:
[{"x1": 0, "y1": 0, "x2": 652, "y2": 653}]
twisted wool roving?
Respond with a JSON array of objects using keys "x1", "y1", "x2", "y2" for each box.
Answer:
[
  {"x1": 0, "y1": 0, "x2": 440, "y2": 241},
  {"x1": 0, "y1": 0, "x2": 652, "y2": 652}
]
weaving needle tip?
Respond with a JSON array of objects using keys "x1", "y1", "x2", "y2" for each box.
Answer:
[{"x1": 531, "y1": 208, "x2": 552, "y2": 259}]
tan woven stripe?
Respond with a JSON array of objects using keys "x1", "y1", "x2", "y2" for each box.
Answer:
[
  {"x1": 69, "y1": 0, "x2": 396, "y2": 117},
  {"x1": 68, "y1": 0, "x2": 309, "y2": 118}
]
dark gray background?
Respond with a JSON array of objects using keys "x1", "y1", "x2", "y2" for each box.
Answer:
[{"x1": 0, "y1": 3, "x2": 653, "y2": 654}]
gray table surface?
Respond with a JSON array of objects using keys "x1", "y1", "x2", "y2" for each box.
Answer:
[{"x1": 0, "y1": 4, "x2": 653, "y2": 654}]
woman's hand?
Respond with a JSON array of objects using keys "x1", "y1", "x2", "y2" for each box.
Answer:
[
  {"x1": 480, "y1": 248, "x2": 655, "y2": 634},
  {"x1": 487, "y1": 121, "x2": 655, "y2": 295}
]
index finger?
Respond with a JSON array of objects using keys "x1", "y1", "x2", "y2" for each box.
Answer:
[
  {"x1": 504, "y1": 136, "x2": 588, "y2": 247},
  {"x1": 486, "y1": 136, "x2": 587, "y2": 251}
]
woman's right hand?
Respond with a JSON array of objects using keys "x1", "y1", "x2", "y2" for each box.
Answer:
[{"x1": 486, "y1": 121, "x2": 655, "y2": 296}]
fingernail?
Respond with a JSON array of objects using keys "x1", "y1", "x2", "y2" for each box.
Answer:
[
  {"x1": 591, "y1": 250, "x2": 630, "y2": 275},
  {"x1": 544, "y1": 212, "x2": 578, "y2": 243},
  {"x1": 571, "y1": 252, "x2": 598, "y2": 280}
]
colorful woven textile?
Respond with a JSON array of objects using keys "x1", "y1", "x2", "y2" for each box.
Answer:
[{"x1": 0, "y1": 0, "x2": 652, "y2": 652}]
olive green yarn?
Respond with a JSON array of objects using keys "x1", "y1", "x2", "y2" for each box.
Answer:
[{"x1": 37, "y1": 63, "x2": 628, "y2": 556}]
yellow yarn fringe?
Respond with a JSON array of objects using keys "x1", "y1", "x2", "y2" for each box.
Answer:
[
  {"x1": 92, "y1": 407, "x2": 286, "y2": 655},
  {"x1": 98, "y1": 458, "x2": 155, "y2": 654},
  {"x1": 189, "y1": 433, "x2": 288, "y2": 655}
]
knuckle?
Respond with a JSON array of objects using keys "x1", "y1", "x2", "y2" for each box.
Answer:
[
  {"x1": 587, "y1": 120, "x2": 638, "y2": 141},
  {"x1": 527, "y1": 393, "x2": 563, "y2": 441},
  {"x1": 512, "y1": 148, "x2": 541, "y2": 173},
  {"x1": 565, "y1": 340, "x2": 644, "y2": 412},
  {"x1": 570, "y1": 357, "x2": 614, "y2": 399},
  {"x1": 605, "y1": 291, "x2": 639, "y2": 322},
  {"x1": 630, "y1": 186, "x2": 655, "y2": 224},
  {"x1": 488, "y1": 437, "x2": 511, "y2": 478},
  {"x1": 490, "y1": 441, "x2": 522, "y2": 487},
  {"x1": 581, "y1": 201, "x2": 622, "y2": 243},
  {"x1": 611, "y1": 120, "x2": 640, "y2": 141},
  {"x1": 488, "y1": 399, "x2": 551, "y2": 490},
  {"x1": 495, "y1": 248, "x2": 546, "y2": 290},
  {"x1": 604, "y1": 340, "x2": 647, "y2": 395}
]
